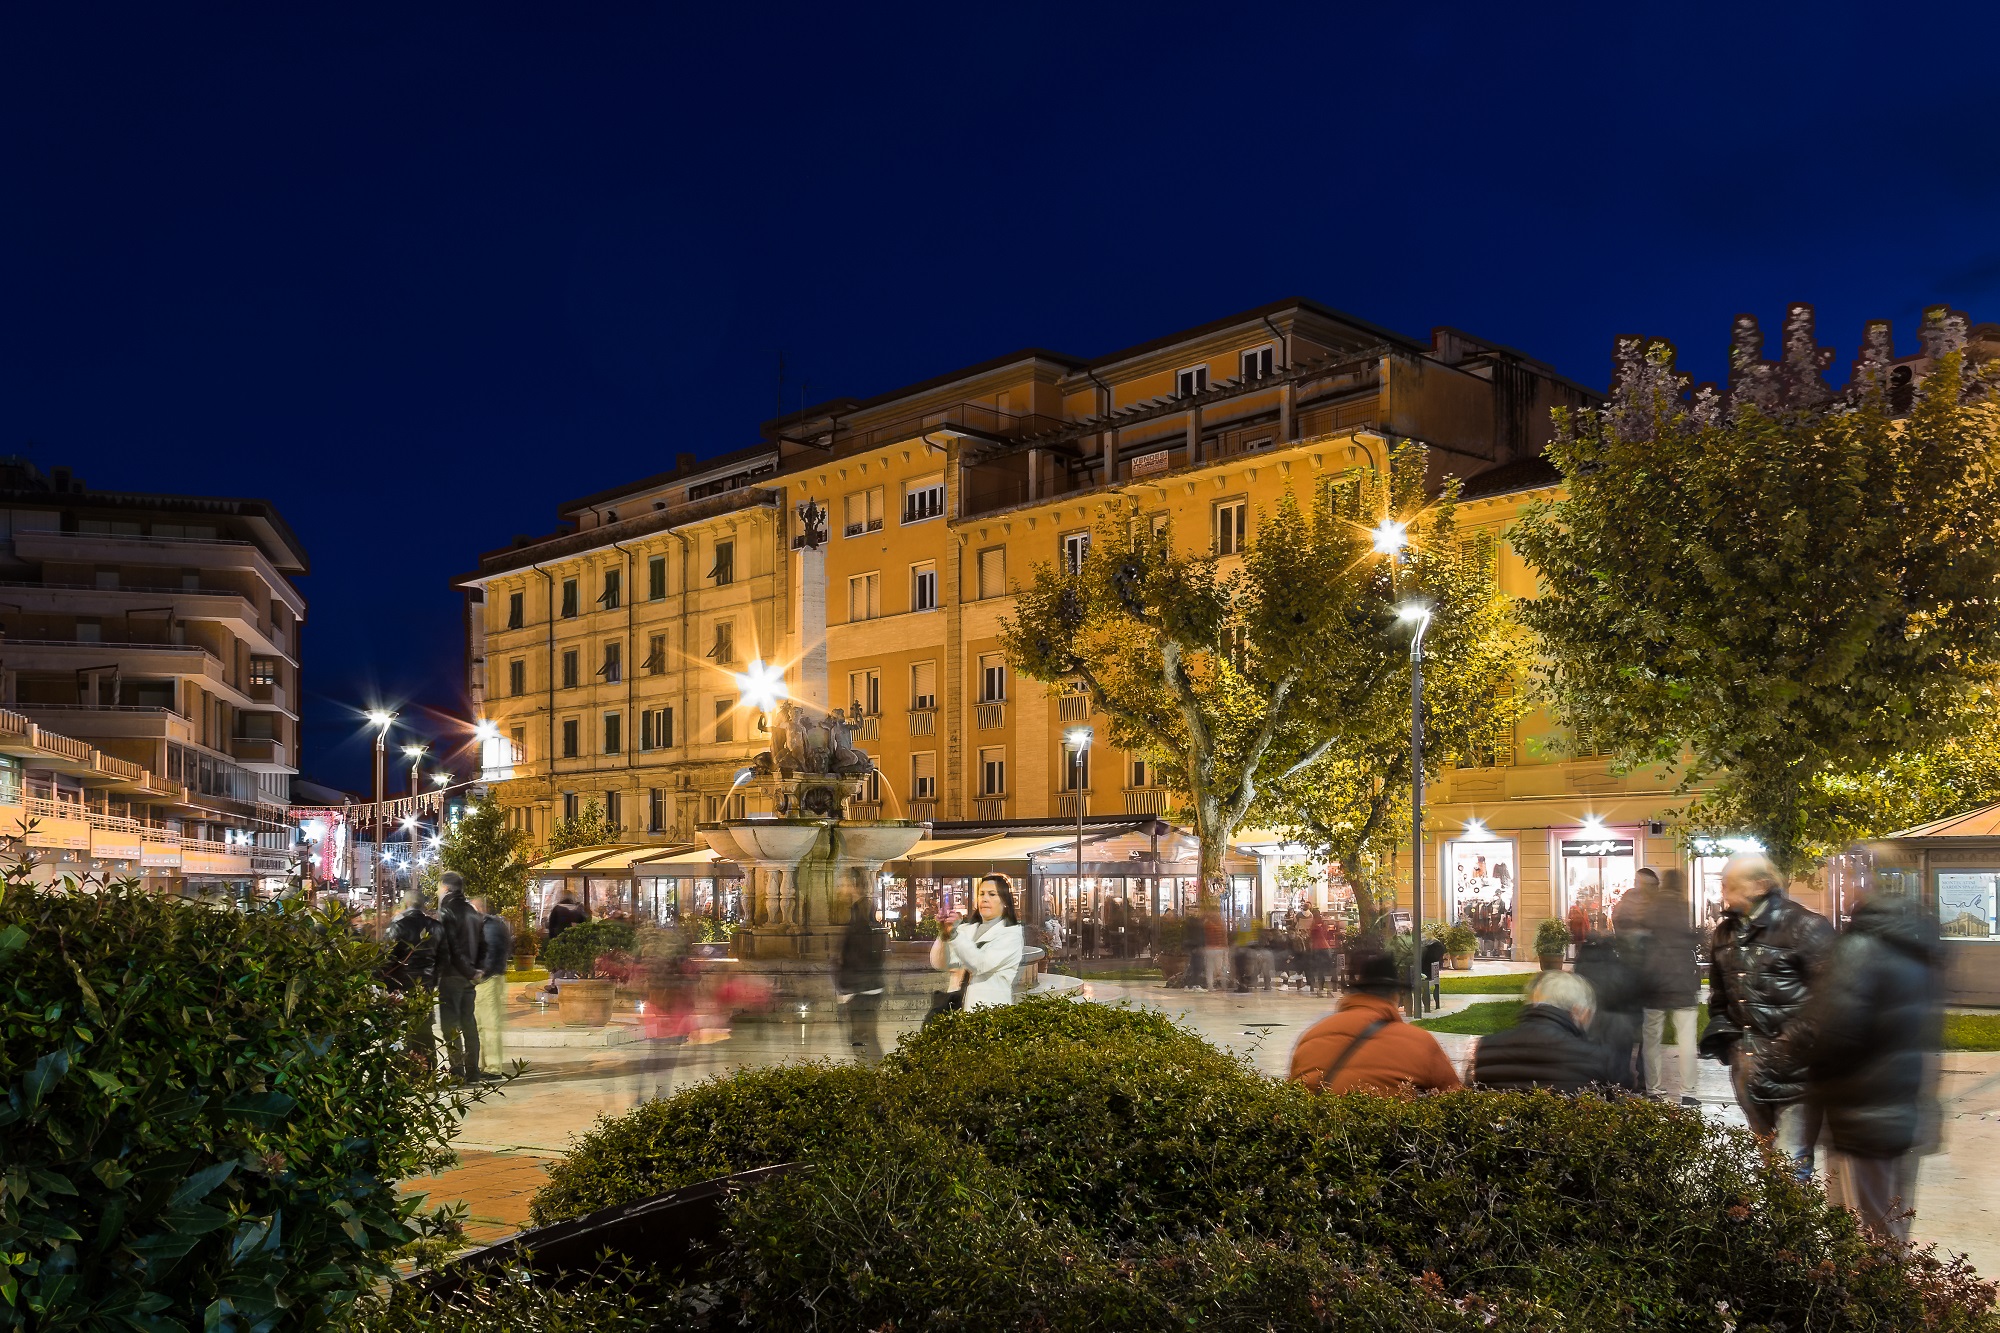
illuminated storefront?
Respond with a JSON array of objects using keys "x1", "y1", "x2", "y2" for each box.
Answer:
[
  {"x1": 1444, "y1": 829, "x2": 1517, "y2": 957},
  {"x1": 1556, "y1": 830, "x2": 1637, "y2": 935}
]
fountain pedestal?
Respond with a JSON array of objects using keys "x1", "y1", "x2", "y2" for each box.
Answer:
[{"x1": 697, "y1": 817, "x2": 923, "y2": 963}]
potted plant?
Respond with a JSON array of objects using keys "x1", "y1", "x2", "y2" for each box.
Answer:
[
  {"x1": 1534, "y1": 917, "x2": 1570, "y2": 971},
  {"x1": 1444, "y1": 920, "x2": 1478, "y2": 970},
  {"x1": 539, "y1": 918, "x2": 638, "y2": 1026}
]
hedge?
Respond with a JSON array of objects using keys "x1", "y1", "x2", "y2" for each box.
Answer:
[
  {"x1": 387, "y1": 999, "x2": 1997, "y2": 1331},
  {"x1": 2, "y1": 875, "x2": 476, "y2": 1333}
]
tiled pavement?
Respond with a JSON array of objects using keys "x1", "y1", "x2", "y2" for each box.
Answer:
[{"x1": 399, "y1": 975, "x2": 2000, "y2": 1278}]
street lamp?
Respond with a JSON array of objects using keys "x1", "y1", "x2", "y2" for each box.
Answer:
[
  {"x1": 1065, "y1": 726, "x2": 1092, "y2": 945},
  {"x1": 403, "y1": 744, "x2": 428, "y2": 889},
  {"x1": 1397, "y1": 599, "x2": 1434, "y2": 1011},
  {"x1": 365, "y1": 709, "x2": 394, "y2": 929},
  {"x1": 734, "y1": 658, "x2": 787, "y2": 714},
  {"x1": 1371, "y1": 518, "x2": 1408, "y2": 557}
]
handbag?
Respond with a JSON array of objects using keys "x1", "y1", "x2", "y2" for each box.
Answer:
[{"x1": 925, "y1": 986, "x2": 964, "y2": 1022}]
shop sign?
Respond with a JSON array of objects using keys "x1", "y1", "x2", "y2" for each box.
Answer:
[
  {"x1": 1130, "y1": 449, "x2": 1171, "y2": 477},
  {"x1": 1560, "y1": 838, "x2": 1633, "y2": 858}
]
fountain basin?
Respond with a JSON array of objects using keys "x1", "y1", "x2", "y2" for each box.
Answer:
[
  {"x1": 716, "y1": 819, "x2": 828, "y2": 864},
  {"x1": 832, "y1": 821, "x2": 923, "y2": 865}
]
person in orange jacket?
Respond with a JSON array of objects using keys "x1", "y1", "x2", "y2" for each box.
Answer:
[{"x1": 1288, "y1": 950, "x2": 1461, "y2": 1095}]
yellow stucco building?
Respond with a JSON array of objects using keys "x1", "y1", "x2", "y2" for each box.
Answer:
[{"x1": 454, "y1": 296, "x2": 1759, "y2": 953}]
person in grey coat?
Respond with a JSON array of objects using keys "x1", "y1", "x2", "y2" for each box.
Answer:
[
  {"x1": 1634, "y1": 868, "x2": 1703, "y2": 1102},
  {"x1": 471, "y1": 895, "x2": 514, "y2": 1078}
]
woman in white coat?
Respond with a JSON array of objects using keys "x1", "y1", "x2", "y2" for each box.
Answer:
[{"x1": 929, "y1": 874, "x2": 1026, "y2": 1010}]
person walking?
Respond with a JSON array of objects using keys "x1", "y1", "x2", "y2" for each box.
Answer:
[
  {"x1": 1471, "y1": 970, "x2": 1640, "y2": 1093},
  {"x1": 1632, "y1": 867, "x2": 1703, "y2": 1103},
  {"x1": 1199, "y1": 907, "x2": 1230, "y2": 991},
  {"x1": 545, "y1": 887, "x2": 590, "y2": 940},
  {"x1": 1288, "y1": 951, "x2": 1461, "y2": 1095},
  {"x1": 834, "y1": 881, "x2": 888, "y2": 1062},
  {"x1": 435, "y1": 871, "x2": 486, "y2": 1083},
  {"x1": 1699, "y1": 851, "x2": 1834, "y2": 1174},
  {"x1": 471, "y1": 895, "x2": 513, "y2": 1079},
  {"x1": 1575, "y1": 909, "x2": 1644, "y2": 1089},
  {"x1": 382, "y1": 890, "x2": 444, "y2": 1067},
  {"x1": 1784, "y1": 888, "x2": 1942, "y2": 1242},
  {"x1": 1306, "y1": 907, "x2": 1334, "y2": 997},
  {"x1": 929, "y1": 873, "x2": 1025, "y2": 1010}
]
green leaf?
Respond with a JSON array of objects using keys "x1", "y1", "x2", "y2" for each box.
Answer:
[
  {"x1": 168, "y1": 1162, "x2": 235, "y2": 1208},
  {"x1": 28, "y1": 1170, "x2": 78, "y2": 1197},
  {"x1": 218, "y1": 1091, "x2": 294, "y2": 1127},
  {"x1": 21, "y1": 1048, "x2": 70, "y2": 1112}
]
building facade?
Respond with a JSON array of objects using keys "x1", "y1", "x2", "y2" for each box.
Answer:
[
  {"x1": 0, "y1": 460, "x2": 306, "y2": 891},
  {"x1": 457, "y1": 298, "x2": 1601, "y2": 939}
]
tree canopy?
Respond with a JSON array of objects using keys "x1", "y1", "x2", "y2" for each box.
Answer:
[
  {"x1": 546, "y1": 796, "x2": 617, "y2": 855},
  {"x1": 438, "y1": 793, "x2": 533, "y2": 924},
  {"x1": 1002, "y1": 444, "x2": 1516, "y2": 912},
  {"x1": 1512, "y1": 305, "x2": 2000, "y2": 873}
]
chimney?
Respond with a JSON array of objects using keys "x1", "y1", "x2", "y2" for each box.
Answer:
[
  {"x1": 50, "y1": 466, "x2": 71, "y2": 492},
  {"x1": 677, "y1": 453, "x2": 697, "y2": 472}
]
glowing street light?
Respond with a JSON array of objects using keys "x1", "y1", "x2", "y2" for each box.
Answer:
[
  {"x1": 1396, "y1": 597, "x2": 1435, "y2": 1012},
  {"x1": 735, "y1": 658, "x2": 788, "y2": 713},
  {"x1": 1371, "y1": 519, "x2": 1408, "y2": 557},
  {"x1": 364, "y1": 709, "x2": 395, "y2": 927},
  {"x1": 431, "y1": 771, "x2": 453, "y2": 788},
  {"x1": 472, "y1": 719, "x2": 499, "y2": 743}
]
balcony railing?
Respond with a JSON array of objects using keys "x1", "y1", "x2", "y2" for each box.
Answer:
[
  {"x1": 1057, "y1": 692, "x2": 1090, "y2": 722},
  {"x1": 907, "y1": 799, "x2": 937, "y2": 824},
  {"x1": 974, "y1": 796, "x2": 1006, "y2": 821},
  {"x1": 908, "y1": 709, "x2": 936, "y2": 736},
  {"x1": 856, "y1": 714, "x2": 880, "y2": 741},
  {"x1": 847, "y1": 801, "x2": 882, "y2": 820},
  {"x1": 92, "y1": 752, "x2": 144, "y2": 781},
  {"x1": 33, "y1": 730, "x2": 90, "y2": 762},
  {"x1": 1056, "y1": 793, "x2": 1088, "y2": 819},
  {"x1": 975, "y1": 701, "x2": 1005, "y2": 730},
  {"x1": 1123, "y1": 788, "x2": 1170, "y2": 815}
]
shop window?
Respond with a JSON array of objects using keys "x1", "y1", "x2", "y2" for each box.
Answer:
[{"x1": 1559, "y1": 832, "x2": 1636, "y2": 936}]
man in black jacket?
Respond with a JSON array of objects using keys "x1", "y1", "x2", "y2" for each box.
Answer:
[
  {"x1": 382, "y1": 892, "x2": 444, "y2": 1067},
  {"x1": 1700, "y1": 852, "x2": 1834, "y2": 1166},
  {"x1": 833, "y1": 882, "x2": 887, "y2": 1063},
  {"x1": 1472, "y1": 970, "x2": 1640, "y2": 1093},
  {"x1": 1784, "y1": 889, "x2": 1941, "y2": 1241},
  {"x1": 435, "y1": 871, "x2": 487, "y2": 1082}
]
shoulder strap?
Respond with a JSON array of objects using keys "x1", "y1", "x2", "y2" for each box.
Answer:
[{"x1": 1317, "y1": 1017, "x2": 1393, "y2": 1090}]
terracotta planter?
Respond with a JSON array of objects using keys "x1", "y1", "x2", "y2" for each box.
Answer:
[
  {"x1": 558, "y1": 978, "x2": 617, "y2": 1027},
  {"x1": 1450, "y1": 952, "x2": 1474, "y2": 971},
  {"x1": 1538, "y1": 952, "x2": 1564, "y2": 971}
]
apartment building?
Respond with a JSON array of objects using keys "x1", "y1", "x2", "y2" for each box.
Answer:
[
  {"x1": 457, "y1": 298, "x2": 1599, "y2": 933},
  {"x1": 0, "y1": 459, "x2": 306, "y2": 890}
]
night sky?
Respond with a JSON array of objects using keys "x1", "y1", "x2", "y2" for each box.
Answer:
[{"x1": 4, "y1": 4, "x2": 1996, "y2": 792}]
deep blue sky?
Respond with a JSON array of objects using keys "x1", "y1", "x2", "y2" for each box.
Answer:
[{"x1": 4, "y1": 4, "x2": 1997, "y2": 792}]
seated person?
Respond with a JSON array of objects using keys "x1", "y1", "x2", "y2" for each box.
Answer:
[{"x1": 1470, "y1": 970, "x2": 1641, "y2": 1094}]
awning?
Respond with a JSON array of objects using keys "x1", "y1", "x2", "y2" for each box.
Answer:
[
  {"x1": 530, "y1": 844, "x2": 674, "y2": 872},
  {"x1": 895, "y1": 836, "x2": 1003, "y2": 862},
  {"x1": 916, "y1": 834, "x2": 1074, "y2": 864},
  {"x1": 1890, "y1": 801, "x2": 2000, "y2": 839},
  {"x1": 633, "y1": 846, "x2": 728, "y2": 869}
]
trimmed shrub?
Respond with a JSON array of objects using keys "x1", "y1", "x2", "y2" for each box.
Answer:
[
  {"x1": 501, "y1": 1000, "x2": 1996, "y2": 1331},
  {"x1": 1, "y1": 877, "x2": 470, "y2": 1333},
  {"x1": 538, "y1": 919, "x2": 636, "y2": 978}
]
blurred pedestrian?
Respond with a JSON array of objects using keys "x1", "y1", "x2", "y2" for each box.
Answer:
[
  {"x1": 1199, "y1": 908, "x2": 1230, "y2": 991},
  {"x1": 1699, "y1": 852, "x2": 1834, "y2": 1175},
  {"x1": 1785, "y1": 888, "x2": 1942, "y2": 1242},
  {"x1": 1471, "y1": 970, "x2": 1639, "y2": 1093},
  {"x1": 929, "y1": 873, "x2": 1025, "y2": 1010},
  {"x1": 471, "y1": 895, "x2": 512, "y2": 1079},
  {"x1": 1289, "y1": 950, "x2": 1460, "y2": 1094},
  {"x1": 435, "y1": 871, "x2": 485, "y2": 1083},
  {"x1": 1576, "y1": 911, "x2": 1644, "y2": 1089},
  {"x1": 545, "y1": 888, "x2": 590, "y2": 940},
  {"x1": 1632, "y1": 868, "x2": 1703, "y2": 1103},
  {"x1": 382, "y1": 889, "x2": 443, "y2": 1066},
  {"x1": 1306, "y1": 907, "x2": 1334, "y2": 997},
  {"x1": 834, "y1": 881, "x2": 887, "y2": 1063}
]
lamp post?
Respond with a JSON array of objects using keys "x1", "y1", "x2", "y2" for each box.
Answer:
[
  {"x1": 403, "y1": 743, "x2": 427, "y2": 897},
  {"x1": 1397, "y1": 601, "x2": 1434, "y2": 1012},
  {"x1": 366, "y1": 710, "x2": 394, "y2": 930},
  {"x1": 1065, "y1": 725, "x2": 1092, "y2": 948}
]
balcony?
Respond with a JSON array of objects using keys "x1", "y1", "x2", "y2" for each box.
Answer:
[
  {"x1": 974, "y1": 796, "x2": 1006, "y2": 821},
  {"x1": 1056, "y1": 793, "x2": 1088, "y2": 819},
  {"x1": 1057, "y1": 692, "x2": 1089, "y2": 723},
  {"x1": 247, "y1": 679, "x2": 292, "y2": 712},
  {"x1": 856, "y1": 714, "x2": 880, "y2": 741},
  {"x1": 907, "y1": 799, "x2": 937, "y2": 824},
  {"x1": 231, "y1": 736, "x2": 291, "y2": 771},
  {"x1": 975, "y1": 701, "x2": 1005, "y2": 730},
  {"x1": 1123, "y1": 787, "x2": 1170, "y2": 815},
  {"x1": 908, "y1": 709, "x2": 936, "y2": 736},
  {"x1": 9, "y1": 529, "x2": 305, "y2": 615},
  {"x1": 847, "y1": 801, "x2": 883, "y2": 820}
]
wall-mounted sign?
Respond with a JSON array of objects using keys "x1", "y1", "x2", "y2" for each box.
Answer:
[
  {"x1": 1130, "y1": 450, "x2": 1171, "y2": 477},
  {"x1": 1560, "y1": 838, "x2": 1633, "y2": 858}
]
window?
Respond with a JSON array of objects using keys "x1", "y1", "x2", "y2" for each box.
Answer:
[
  {"x1": 714, "y1": 698, "x2": 735, "y2": 744},
  {"x1": 1175, "y1": 365, "x2": 1209, "y2": 398},
  {"x1": 248, "y1": 658, "x2": 278, "y2": 687},
  {"x1": 561, "y1": 649, "x2": 579, "y2": 689},
  {"x1": 1060, "y1": 531, "x2": 1090, "y2": 575},
  {"x1": 979, "y1": 747, "x2": 1006, "y2": 796},
  {"x1": 641, "y1": 706, "x2": 674, "y2": 750},
  {"x1": 976, "y1": 546, "x2": 1006, "y2": 600},
  {"x1": 843, "y1": 487, "x2": 885, "y2": 537},
  {"x1": 848, "y1": 572, "x2": 880, "y2": 621},
  {"x1": 507, "y1": 591, "x2": 524, "y2": 628},
  {"x1": 912, "y1": 562, "x2": 938, "y2": 611},
  {"x1": 604, "y1": 713, "x2": 622, "y2": 755},
  {"x1": 599, "y1": 568, "x2": 621, "y2": 610},
  {"x1": 903, "y1": 474, "x2": 945, "y2": 524},
  {"x1": 1131, "y1": 757, "x2": 1152, "y2": 788},
  {"x1": 1241, "y1": 346, "x2": 1275, "y2": 381},
  {"x1": 979, "y1": 653, "x2": 1006, "y2": 703},
  {"x1": 508, "y1": 659, "x2": 526, "y2": 696},
  {"x1": 645, "y1": 633, "x2": 666, "y2": 674},
  {"x1": 76, "y1": 619, "x2": 101, "y2": 644},
  {"x1": 561, "y1": 579, "x2": 579, "y2": 618},
  {"x1": 604, "y1": 789, "x2": 622, "y2": 829},
  {"x1": 911, "y1": 660, "x2": 937, "y2": 711},
  {"x1": 706, "y1": 621, "x2": 735, "y2": 664},
  {"x1": 561, "y1": 719, "x2": 579, "y2": 758},
  {"x1": 599, "y1": 640, "x2": 622, "y2": 683},
  {"x1": 912, "y1": 751, "x2": 937, "y2": 800},
  {"x1": 848, "y1": 669, "x2": 881, "y2": 716},
  {"x1": 649, "y1": 788, "x2": 667, "y2": 833},
  {"x1": 1064, "y1": 746, "x2": 1090, "y2": 791},
  {"x1": 648, "y1": 554, "x2": 667, "y2": 600},
  {"x1": 510, "y1": 725, "x2": 525, "y2": 761},
  {"x1": 710, "y1": 541, "x2": 734, "y2": 585},
  {"x1": 563, "y1": 791, "x2": 578, "y2": 822},
  {"x1": 1215, "y1": 500, "x2": 1247, "y2": 555}
]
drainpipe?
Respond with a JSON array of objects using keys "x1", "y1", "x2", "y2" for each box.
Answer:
[
  {"x1": 675, "y1": 530, "x2": 693, "y2": 835},
  {"x1": 609, "y1": 537, "x2": 635, "y2": 781},
  {"x1": 535, "y1": 565, "x2": 555, "y2": 836}
]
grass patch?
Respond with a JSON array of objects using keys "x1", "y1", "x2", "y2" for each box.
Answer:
[
  {"x1": 1419, "y1": 1001, "x2": 1713, "y2": 1042},
  {"x1": 506, "y1": 967, "x2": 551, "y2": 983},
  {"x1": 1438, "y1": 970, "x2": 1540, "y2": 994},
  {"x1": 1049, "y1": 962, "x2": 1164, "y2": 982},
  {"x1": 1945, "y1": 1011, "x2": 2000, "y2": 1051}
]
